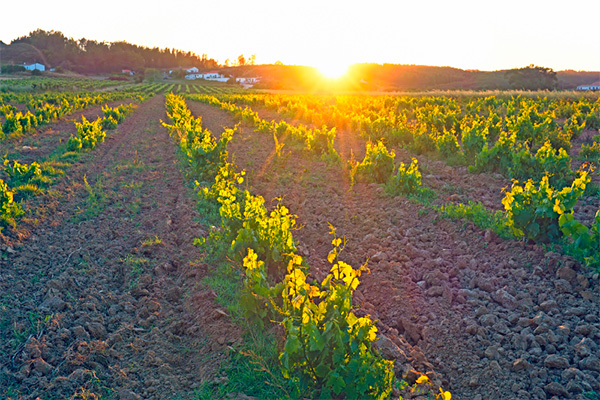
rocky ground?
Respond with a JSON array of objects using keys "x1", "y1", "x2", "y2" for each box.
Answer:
[{"x1": 187, "y1": 99, "x2": 600, "y2": 400}]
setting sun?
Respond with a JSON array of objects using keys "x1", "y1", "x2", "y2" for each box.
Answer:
[{"x1": 317, "y1": 62, "x2": 349, "y2": 79}]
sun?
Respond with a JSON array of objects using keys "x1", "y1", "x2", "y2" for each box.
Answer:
[{"x1": 317, "y1": 62, "x2": 350, "y2": 79}]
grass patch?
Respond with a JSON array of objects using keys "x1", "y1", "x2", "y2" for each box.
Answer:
[
  {"x1": 123, "y1": 180, "x2": 143, "y2": 191},
  {"x1": 191, "y1": 220, "x2": 297, "y2": 398},
  {"x1": 72, "y1": 175, "x2": 108, "y2": 221},
  {"x1": 193, "y1": 329, "x2": 298, "y2": 399},
  {"x1": 113, "y1": 155, "x2": 147, "y2": 175},
  {"x1": 6, "y1": 312, "x2": 53, "y2": 350},
  {"x1": 195, "y1": 228, "x2": 241, "y2": 316},
  {"x1": 122, "y1": 254, "x2": 150, "y2": 289},
  {"x1": 193, "y1": 254, "x2": 297, "y2": 399},
  {"x1": 434, "y1": 200, "x2": 513, "y2": 238},
  {"x1": 405, "y1": 187, "x2": 437, "y2": 205},
  {"x1": 57, "y1": 150, "x2": 82, "y2": 164}
]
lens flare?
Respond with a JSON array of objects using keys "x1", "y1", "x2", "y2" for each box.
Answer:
[{"x1": 317, "y1": 62, "x2": 349, "y2": 79}]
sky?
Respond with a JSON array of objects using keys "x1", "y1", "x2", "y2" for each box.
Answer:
[{"x1": 1, "y1": 0, "x2": 599, "y2": 72}]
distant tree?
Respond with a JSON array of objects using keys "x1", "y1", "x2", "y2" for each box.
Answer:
[
  {"x1": 144, "y1": 68, "x2": 162, "y2": 82},
  {"x1": 237, "y1": 54, "x2": 246, "y2": 66},
  {"x1": 172, "y1": 69, "x2": 186, "y2": 79},
  {"x1": 1, "y1": 64, "x2": 25, "y2": 74},
  {"x1": 248, "y1": 54, "x2": 256, "y2": 65},
  {"x1": 134, "y1": 68, "x2": 145, "y2": 83},
  {"x1": 505, "y1": 64, "x2": 557, "y2": 90}
]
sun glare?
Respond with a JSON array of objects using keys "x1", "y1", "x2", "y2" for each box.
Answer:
[{"x1": 317, "y1": 62, "x2": 349, "y2": 79}]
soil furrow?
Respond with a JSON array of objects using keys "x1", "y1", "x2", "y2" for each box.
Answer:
[{"x1": 1, "y1": 95, "x2": 238, "y2": 399}]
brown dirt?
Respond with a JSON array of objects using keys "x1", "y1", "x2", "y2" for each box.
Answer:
[
  {"x1": 187, "y1": 99, "x2": 600, "y2": 400},
  {"x1": 0, "y1": 95, "x2": 239, "y2": 399}
]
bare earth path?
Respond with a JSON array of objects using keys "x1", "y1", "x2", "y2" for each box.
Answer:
[
  {"x1": 0, "y1": 95, "x2": 238, "y2": 399},
  {"x1": 187, "y1": 99, "x2": 600, "y2": 400}
]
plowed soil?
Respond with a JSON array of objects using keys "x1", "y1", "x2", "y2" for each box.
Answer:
[
  {"x1": 1, "y1": 95, "x2": 239, "y2": 399},
  {"x1": 1, "y1": 93, "x2": 599, "y2": 400}
]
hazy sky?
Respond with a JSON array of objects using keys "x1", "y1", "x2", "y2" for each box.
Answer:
[{"x1": 2, "y1": 0, "x2": 599, "y2": 72}]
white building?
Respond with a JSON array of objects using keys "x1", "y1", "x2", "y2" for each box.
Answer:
[
  {"x1": 185, "y1": 71, "x2": 228, "y2": 82},
  {"x1": 202, "y1": 71, "x2": 224, "y2": 80},
  {"x1": 24, "y1": 63, "x2": 45, "y2": 72},
  {"x1": 235, "y1": 77, "x2": 260, "y2": 88},
  {"x1": 236, "y1": 77, "x2": 259, "y2": 84},
  {"x1": 577, "y1": 81, "x2": 600, "y2": 91},
  {"x1": 186, "y1": 67, "x2": 199, "y2": 73}
]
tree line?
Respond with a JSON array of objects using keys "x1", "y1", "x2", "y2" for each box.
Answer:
[
  {"x1": 3, "y1": 29, "x2": 220, "y2": 74},
  {"x1": 346, "y1": 64, "x2": 561, "y2": 91}
]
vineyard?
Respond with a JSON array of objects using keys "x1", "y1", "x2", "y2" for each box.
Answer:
[
  {"x1": 0, "y1": 76, "x2": 599, "y2": 400},
  {"x1": 0, "y1": 77, "x2": 249, "y2": 96}
]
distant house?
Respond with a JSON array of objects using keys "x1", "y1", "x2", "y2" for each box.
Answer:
[
  {"x1": 577, "y1": 81, "x2": 600, "y2": 91},
  {"x1": 236, "y1": 77, "x2": 259, "y2": 84},
  {"x1": 122, "y1": 69, "x2": 134, "y2": 76},
  {"x1": 235, "y1": 77, "x2": 260, "y2": 89},
  {"x1": 186, "y1": 67, "x2": 199, "y2": 73},
  {"x1": 23, "y1": 62, "x2": 45, "y2": 72},
  {"x1": 202, "y1": 71, "x2": 225, "y2": 80},
  {"x1": 185, "y1": 71, "x2": 228, "y2": 82}
]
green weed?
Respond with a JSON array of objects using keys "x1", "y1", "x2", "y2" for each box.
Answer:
[
  {"x1": 121, "y1": 254, "x2": 150, "y2": 289},
  {"x1": 73, "y1": 175, "x2": 108, "y2": 221},
  {"x1": 435, "y1": 201, "x2": 512, "y2": 238}
]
